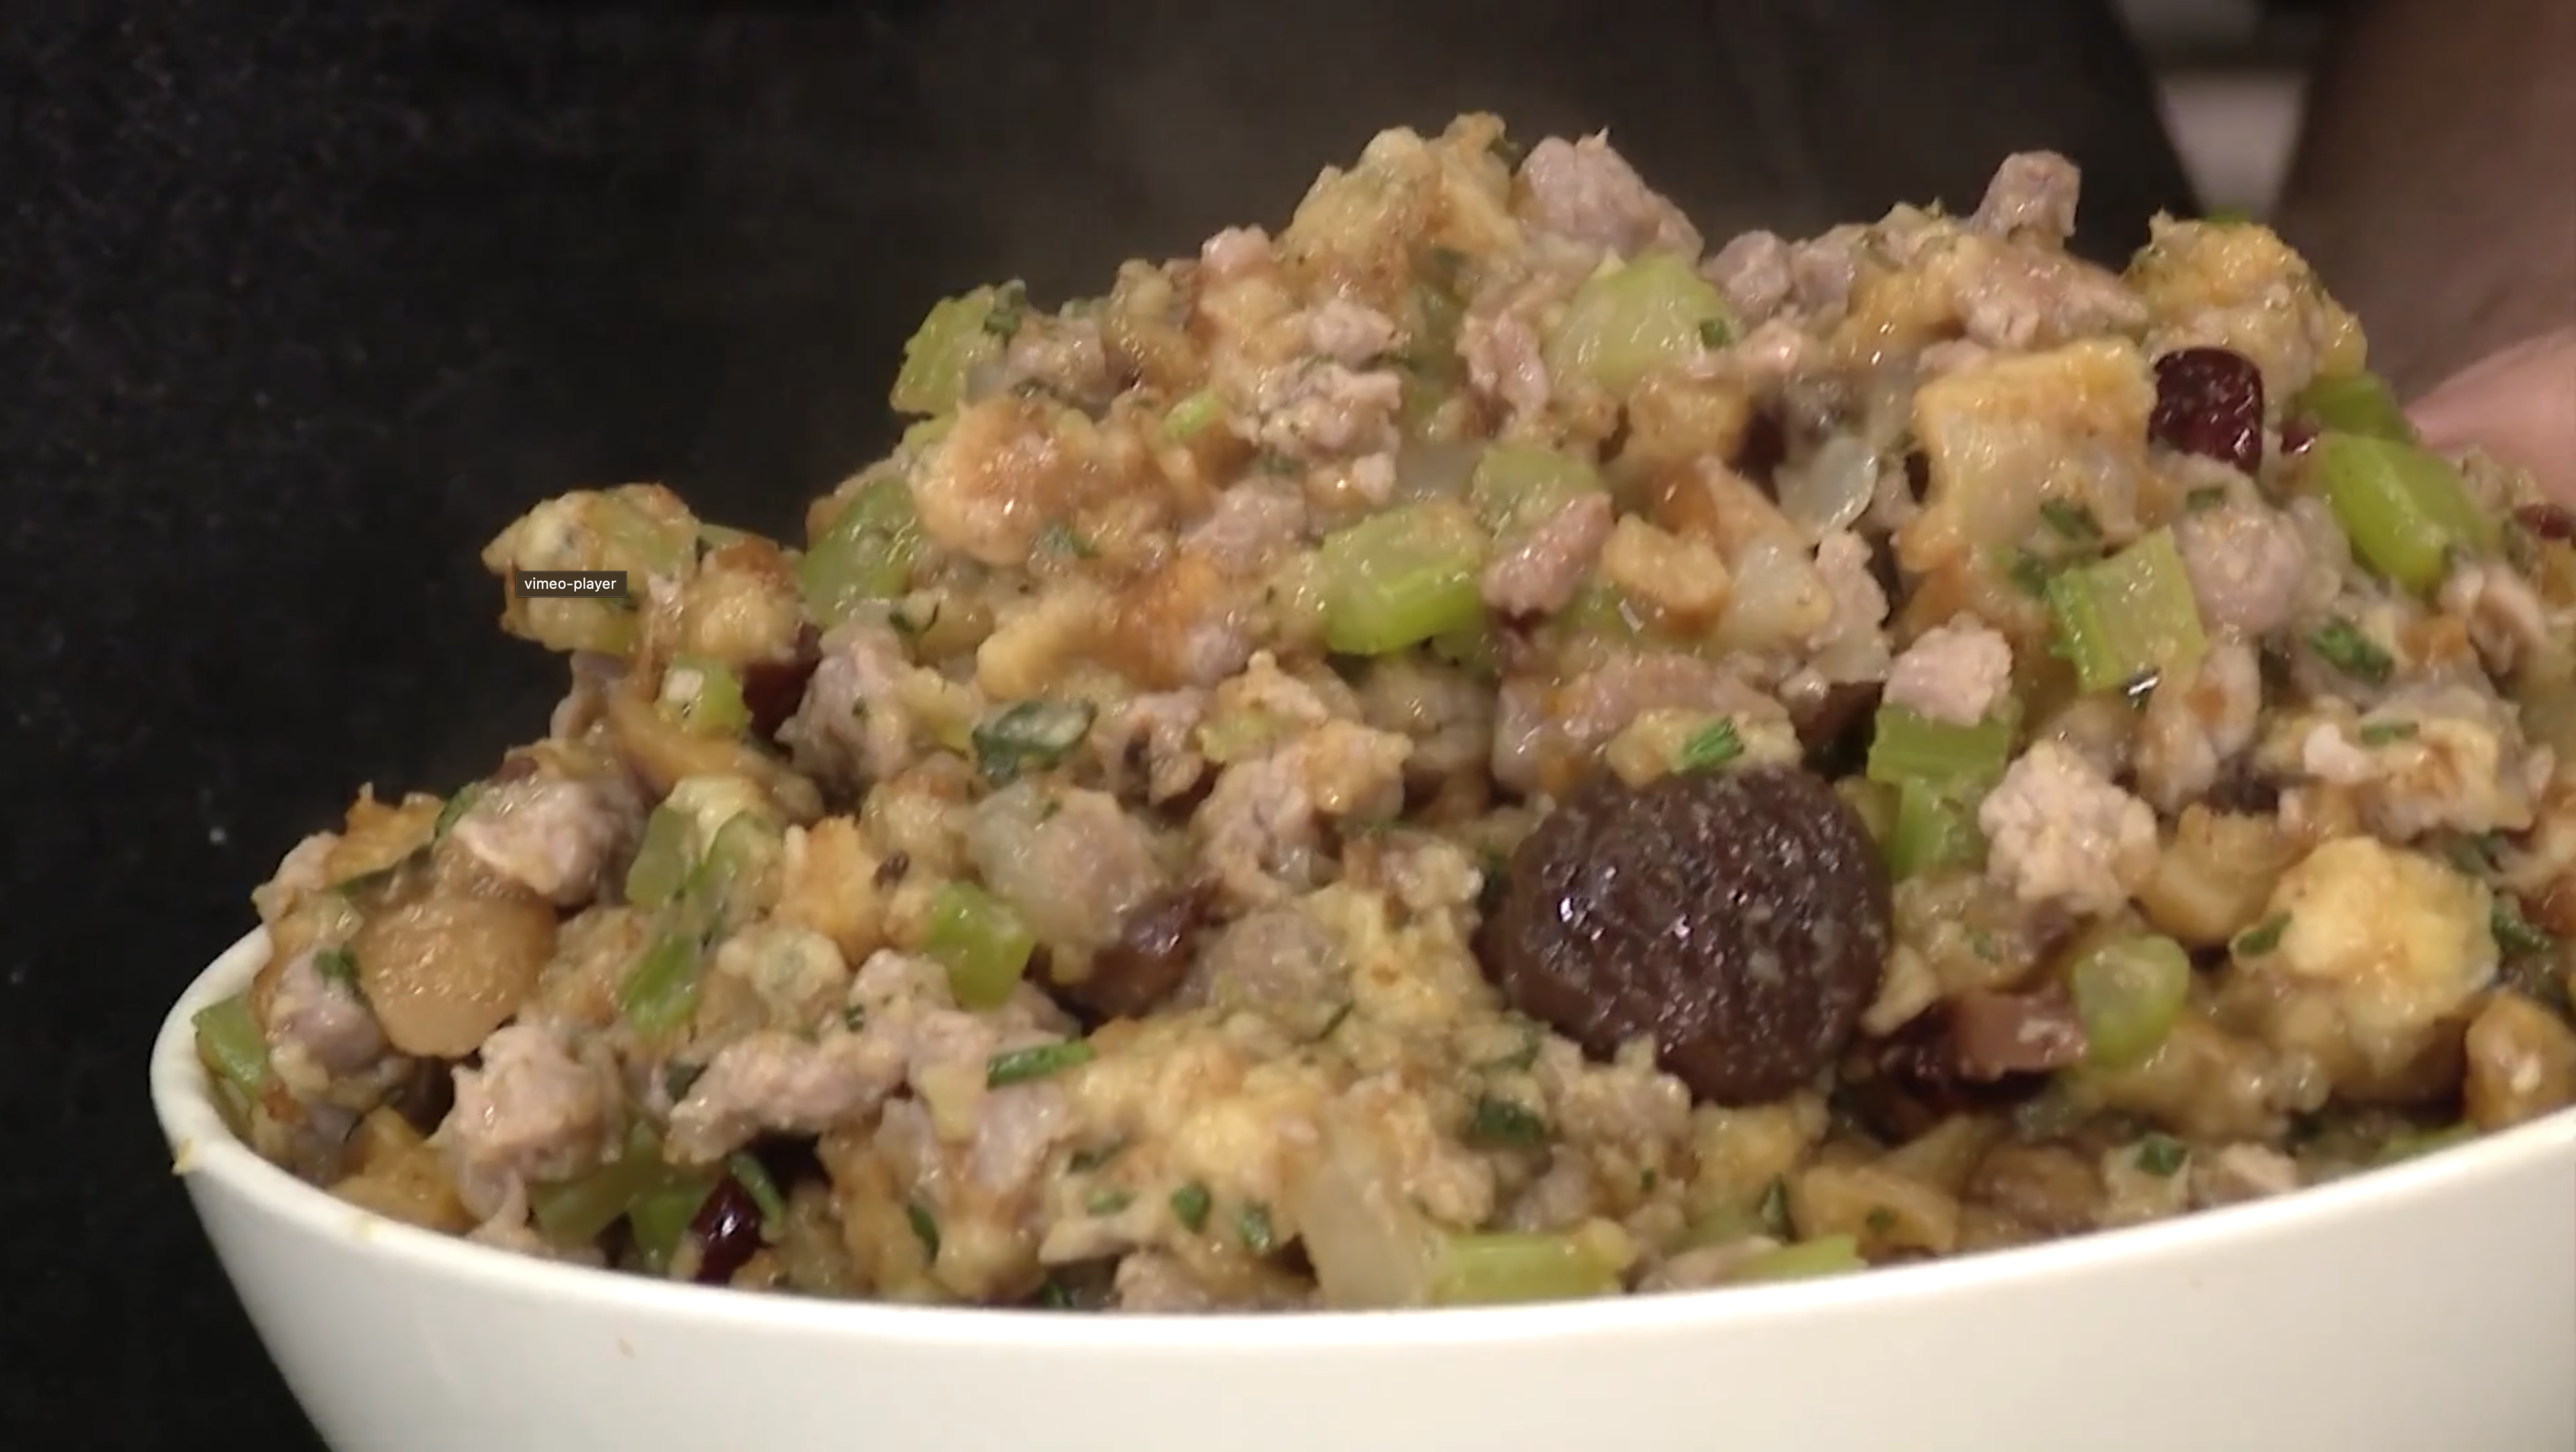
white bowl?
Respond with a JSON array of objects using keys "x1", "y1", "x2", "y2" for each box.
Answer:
[{"x1": 154, "y1": 930, "x2": 2576, "y2": 1452}]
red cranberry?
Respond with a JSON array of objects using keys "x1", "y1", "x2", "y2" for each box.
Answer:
[
  {"x1": 2515, "y1": 503, "x2": 2575, "y2": 542},
  {"x1": 737, "y1": 625, "x2": 821, "y2": 741},
  {"x1": 1841, "y1": 1005, "x2": 2048, "y2": 1141},
  {"x1": 2278, "y1": 417, "x2": 2318, "y2": 456},
  {"x1": 685, "y1": 1176, "x2": 765, "y2": 1285},
  {"x1": 2150, "y1": 348, "x2": 2266, "y2": 476}
]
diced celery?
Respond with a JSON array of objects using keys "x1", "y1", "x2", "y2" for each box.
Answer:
[
  {"x1": 889, "y1": 286, "x2": 1011, "y2": 417},
  {"x1": 727, "y1": 1152, "x2": 788, "y2": 1231},
  {"x1": 660, "y1": 655, "x2": 750, "y2": 737},
  {"x1": 1428, "y1": 1231, "x2": 1621, "y2": 1305},
  {"x1": 1730, "y1": 1235, "x2": 1865, "y2": 1284},
  {"x1": 1162, "y1": 389, "x2": 1224, "y2": 442},
  {"x1": 1865, "y1": 704, "x2": 2015, "y2": 794},
  {"x1": 971, "y1": 700, "x2": 1098, "y2": 785},
  {"x1": 2046, "y1": 528, "x2": 2208, "y2": 694},
  {"x1": 2312, "y1": 432, "x2": 2500, "y2": 594},
  {"x1": 624, "y1": 805, "x2": 696, "y2": 910},
  {"x1": 1541, "y1": 253, "x2": 1735, "y2": 396},
  {"x1": 618, "y1": 929, "x2": 708, "y2": 1037},
  {"x1": 629, "y1": 1174, "x2": 719, "y2": 1273},
  {"x1": 2294, "y1": 372, "x2": 2415, "y2": 444},
  {"x1": 2069, "y1": 934, "x2": 2192, "y2": 1070},
  {"x1": 1317, "y1": 501, "x2": 1489, "y2": 656},
  {"x1": 1430, "y1": 623, "x2": 1498, "y2": 678},
  {"x1": 192, "y1": 993, "x2": 272, "y2": 1097},
  {"x1": 530, "y1": 1126, "x2": 668, "y2": 1246},
  {"x1": 798, "y1": 475, "x2": 920, "y2": 627},
  {"x1": 1467, "y1": 444, "x2": 1603, "y2": 536},
  {"x1": 1886, "y1": 778, "x2": 1984, "y2": 880},
  {"x1": 1554, "y1": 581, "x2": 1649, "y2": 642},
  {"x1": 691, "y1": 812, "x2": 780, "y2": 929},
  {"x1": 925, "y1": 881, "x2": 1037, "y2": 1010},
  {"x1": 2374, "y1": 1122, "x2": 2477, "y2": 1166}
]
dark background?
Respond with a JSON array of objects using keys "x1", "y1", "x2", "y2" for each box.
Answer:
[{"x1": 1, "y1": 1, "x2": 2192, "y2": 1443}]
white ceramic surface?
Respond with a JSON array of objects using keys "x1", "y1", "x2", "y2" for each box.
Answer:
[{"x1": 155, "y1": 931, "x2": 2576, "y2": 1452}]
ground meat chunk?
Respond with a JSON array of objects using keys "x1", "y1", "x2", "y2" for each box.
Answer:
[
  {"x1": 1948, "y1": 245, "x2": 2149, "y2": 352},
  {"x1": 1494, "y1": 653, "x2": 1786, "y2": 795},
  {"x1": 548, "y1": 652, "x2": 625, "y2": 742},
  {"x1": 1303, "y1": 300, "x2": 1399, "y2": 366},
  {"x1": 1970, "y1": 152, "x2": 2082, "y2": 243},
  {"x1": 1195, "y1": 721, "x2": 1412, "y2": 906},
  {"x1": 265, "y1": 949, "x2": 390, "y2": 1095},
  {"x1": 778, "y1": 623, "x2": 919, "y2": 792},
  {"x1": 1979, "y1": 740, "x2": 2159, "y2": 916},
  {"x1": 1089, "y1": 689, "x2": 1210, "y2": 805},
  {"x1": 1481, "y1": 491, "x2": 1614, "y2": 618},
  {"x1": 1182, "y1": 485, "x2": 1306, "y2": 578},
  {"x1": 2440, "y1": 559, "x2": 2554, "y2": 676},
  {"x1": 1701, "y1": 231, "x2": 1792, "y2": 322},
  {"x1": 665, "y1": 1028, "x2": 908, "y2": 1166},
  {"x1": 1515, "y1": 133, "x2": 1702, "y2": 258},
  {"x1": 1175, "y1": 905, "x2": 1349, "y2": 1028},
  {"x1": 448, "y1": 772, "x2": 641, "y2": 907},
  {"x1": 2189, "y1": 1143, "x2": 2302, "y2": 1209},
  {"x1": 1111, "y1": 1252, "x2": 1219, "y2": 1312},
  {"x1": 1199, "y1": 225, "x2": 1273, "y2": 278},
  {"x1": 1884, "y1": 621, "x2": 2013, "y2": 725},
  {"x1": 1459, "y1": 310, "x2": 1552, "y2": 423},
  {"x1": 438, "y1": 1024, "x2": 618, "y2": 1220},
  {"x1": 2175, "y1": 501, "x2": 2310, "y2": 639},
  {"x1": 967, "y1": 783, "x2": 1169, "y2": 968},
  {"x1": 1000, "y1": 315, "x2": 1113, "y2": 407},
  {"x1": 2134, "y1": 641, "x2": 2263, "y2": 812},
  {"x1": 1250, "y1": 362, "x2": 1403, "y2": 462},
  {"x1": 1789, "y1": 231, "x2": 1861, "y2": 319}
]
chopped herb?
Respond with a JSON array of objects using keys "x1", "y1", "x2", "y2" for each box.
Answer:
[
  {"x1": 432, "y1": 782, "x2": 485, "y2": 839},
  {"x1": 904, "y1": 1199, "x2": 941, "y2": 1258},
  {"x1": 1313, "y1": 1002, "x2": 1355, "y2": 1041},
  {"x1": 1640, "y1": 1168, "x2": 1660, "y2": 1192},
  {"x1": 2492, "y1": 895, "x2": 2559, "y2": 959},
  {"x1": 981, "y1": 281, "x2": 1029, "y2": 339},
  {"x1": 2003, "y1": 548, "x2": 2055, "y2": 598},
  {"x1": 1966, "y1": 929, "x2": 2003, "y2": 963},
  {"x1": 1086, "y1": 1188, "x2": 1135, "y2": 1217},
  {"x1": 727, "y1": 1152, "x2": 787, "y2": 1232},
  {"x1": 1697, "y1": 317, "x2": 1734, "y2": 350},
  {"x1": 1036, "y1": 522, "x2": 1098, "y2": 559},
  {"x1": 2444, "y1": 834, "x2": 2503, "y2": 876},
  {"x1": 2233, "y1": 913, "x2": 2290, "y2": 957},
  {"x1": 1757, "y1": 1177, "x2": 1791, "y2": 1239},
  {"x1": 2357, "y1": 719, "x2": 2419, "y2": 746},
  {"x1": 1037, "y1": 1279, "x2": 1078, "y2": 1309},
  {"x1": 1236, "y1": 1202, "x2": 1277, "y2": 1256},
  {"x1": 2135, "y1": 1134, "x2": 2188, "y2": 1177},
  {"x1": 2308, "y1": 617, "x2": 2394, "y2": 686},
  {"x1": 1677, "y1": 718, "x2": 1744, "y2": 773},
  {"x1": 1168, "y1": 1182, "x2": 1213, "y2": 1233},
  {"x1": 987, "y1": 1040, "x2": 1096, "y2": 1088},
  {"x1": 663, "y1": 1061, "x2": 706, "y2": 1102},
  {"x1": 971, "y1": 699, "x2": 1098, "y2": 785},
  {"x1": 842, "y1": 1004, "x2": 868, "y2": 1033},
  {"x1": 1487, "y1": 133, "x2": 1526, "y2": 167},
  {"x1": 1863, "y1": 1206, "x2": 1898, "y2": 1237},
  {"x1": 2185, "y1": 486, "x2": 2229, "y2": 513},
  {"x1": 1067, "y1": 1141, "x2": 1127, "y2": 1175},
  {"x1": 2039, "y1": 498, "x2": 2101, "y2": 542},
  {"x1": 1256, "y1": 450, "x2": 1299, "y2": 476},
  {"x1": 313, "y1": 946, "x2": 359, "y2": 990},
  {"x1": 1465, "y1": 1094, "x2": 1552, "y2": 1148}
]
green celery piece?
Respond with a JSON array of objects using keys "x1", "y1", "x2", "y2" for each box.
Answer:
[
  {"x1": 1865, "y1": 704, "x2": 2015, "y2": 793},
  {"x1": 2312, "y1": 432, "x2": 2499, "y2": 595},
  {"x1": 2294, "y1": 372, "x2": 2415, "y2": 444},
  {"x1": 623, "y1": 804, "x2": 696, "y2": 910},
  {"x1": 797, "y1": 475, "x2": 920, "y2": 627},
  {"x1": 618, "y1": 929, "x2": 708, "y2": 1037},
  {"x1": 889, "y1": 286, "x2": 1011, "y2": 417},
  {"x1": 192, "y1": 993, "x2": 272, "y2": 1096},
  {"x1": 2046, "y1": 528, "x2": 2208, "y2": 694},
  {"x1": 1541, "y1": 253, "x2": 1735, "y2": 396},
  {"x1": 1317, "y1": 501, "x2": 1489, "y2": 656},
  {"x1": 1731, "y1": 1235, "x2": 1866, "y2": 1284},
  {"x1": 629, "y1": 1174, "x2": 720, "y2": 1274},
  {"x1": 1428, "y1": 1232, "x2": 1620, "y2": 1306},
  {"x1": 662, "y1": 655, "x2": 750, "y2": 737},
  {"x1": 2068, "y1": 934, "x2": 2193, "y2": 1070},
  {"x1": 925, "y1": 881, "x2": 1038, "y2": 1010},
  {"x1": 1162, "y1": 390, "x2": 1224, "y2": 442},
  {"x1": 530, "y1": 1126, "x2": 668, "y2": 1246},
  {"x1": 1466, "y1": 444, "x2": 1603, "y2": 536},
  {"x1": 1886, "y1": 779, "x2": 1984, "y2": 881}
]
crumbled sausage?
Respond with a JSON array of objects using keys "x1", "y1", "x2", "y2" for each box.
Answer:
[
  {"x1": 1884, "y1": 620, "x2": 2013, "y2": 726},
  {"x1": 1978, "y1": 741, "x2": 2159, "y2": 916}
]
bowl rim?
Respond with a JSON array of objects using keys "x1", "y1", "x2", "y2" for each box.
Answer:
[{"x1": 154, "y1": 927, "x2": 2576, "y2": 1349}]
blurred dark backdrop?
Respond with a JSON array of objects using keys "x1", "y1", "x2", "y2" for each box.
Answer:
[{"x1": 0, "y1": 0, "x2": 2196, "y2": 1443}]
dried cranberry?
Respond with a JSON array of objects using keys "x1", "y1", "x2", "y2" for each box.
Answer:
[
  {"x1": 1059, "y1": 881, "x2": 1215, "y2": 1020},
  {"x1": 2150, "y1": 347, "x2": 2266, "y2": 476},
  {"x1": 685, "y1": 1176, "x2": 765, "y2": 1286},
  {"x1": 2515, "y1": 503, "x2": 2576, "y2": 542},
  {"x1": 1734, "y1": 411, "x2": 1789, "y2": 491},
  {"x1": 1841, "y1": 1006, "x2": 2048, "y2": 1141},
  {"x1": 737, "y1": 625, "x2": 821, "y2": 741},
  {"x1": 2277, "y1": 416, "x2": 2319, "y2": 456}
]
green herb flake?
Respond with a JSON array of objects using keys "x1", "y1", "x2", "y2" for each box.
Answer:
[
  {"x1": 2492, "y1": 895, "x2": 2559, "y2": 959},
  {"x1": 432, "y1": 782, "x2": 485, "y2": 839},
  {"x1": 987, "y1": 1040, "x2": 1096, "y2": 1088},
  {"x1": 663, "y1": 1060, "x2": 706, "y2": 1102},
  {"x1": 842, "y1": 1004, "x2": 868, "y2": 1033},
  {"x1": 2003, "y1": 548, "x2": 2055, "y2": 598},
  {"x1": 1169, "y1": 1182, "x2": 1213, "y2": 1234},
  {"x1": 1314, "y1": 1002, "x2": 1355, "y2": 1042},
  {"x1": 2308, "y1": 617, "x2": 2395, "y2": 686},
  {"x1": 2357, "y1": 719, "x2": 2419, "y2": 746},
  {"x1": 1086, "y1": 1188, "x2": 1136, "y2": 1217},
  {"x1": 1067, "y1": 1141, "x2": 1127, "y2": 1175},
  {"x1": 1697, "y1": 317, "x2": 1734, "y2": 350},
  {"x1": 1640, "y1": 1168, "x2": 1660, "y2": 1192},
  {"x1": 1757, "y1": 1177, "x2": 1791, "y2": 1239},
  {"x1": 2185, "y1": 486, "x2": 2230, "y2": 513},
  {"x1": 1677, "y1": 718, "x2": 1744, "y2": 773},
  {"x1": 313, "y1": 946, "x2": 360, "y2": 990},
  {"x1": 1236, "y1": 1202, "x2": 1278, "y2": 1256},
  {"x1": 1036, "y1": 522, "x2": 1098, "y2": 559},
  {"x1": 971, "y1": 699, "x2": 1098, "y2": 786},
  {"x1": 2233, "y1": 913, "x2": 2291, "y2": 958},
  {"x1": 726, "y1": 1152, "x2": 787, "y2": 1231},
  {"x1": 1465, "y1": 1094, "x2": 1552, "y2": 1148},
  {"x1": 981, "y1": 282, "x2": 1029, "y2": 339},
  {"x1": 1863, "y1": 1206, "x2": 1898, "y2": 1237},
  {"x1": 905, "y1": 1199, "x2": 942, "y2": 1258},
  {"x1": 2039, "y1": 498, "x2": 2101, "y2": 542},
  {"x1": 2135, "y1": 1134, "x2": 2188, "y2": 1177}
]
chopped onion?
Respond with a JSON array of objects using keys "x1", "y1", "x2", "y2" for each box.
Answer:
[{"x1": 1777, "y1": 434, "x2": 1878, "y2": 537}]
